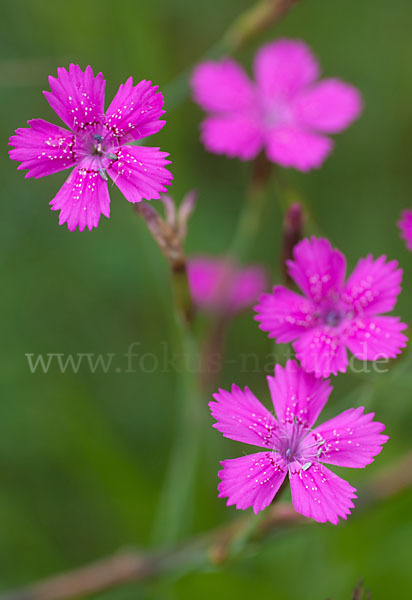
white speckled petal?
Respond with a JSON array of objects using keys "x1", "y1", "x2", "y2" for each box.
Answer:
[
  {"x1": 107, "y1": 145, "x2": 172, "y2": 203},
  {"x1": 104, "y1": 78, "x2": 165, "y2": 143},
  {"x1": 210, "y1": 384, "x2": 278, "y2": 449},
  {"x1": 44, "y1": 64, "x2": 105, "y2": 132},
  {"x1": 310, "y1": 407, "x2": 389, "y2": 468},
  {"x1": 218, "y1": 452, "x2": 287, "y2": 514},
  {"x1": 267, "y1": 360, "x2": 332, "y2": 427},
  {"x1": 50, "y1": 165, "x2": 110, "y2": 232},
  {"x1": 290, "y1": 463, "x2": 356, "y2": 525}
]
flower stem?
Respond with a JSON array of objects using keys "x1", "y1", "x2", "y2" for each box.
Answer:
[
  {"x1": 230, "y1": 153, "x2": 273, "y2": 261},
  {"x1": 134, "y1": 202, "x2": 205, "y2": 544},
  {"x1": 150, "y1": 315, "x2": 205, "y2": 545}
]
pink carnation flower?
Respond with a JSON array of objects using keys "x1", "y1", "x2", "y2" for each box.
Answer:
[
  {"x1": 210, "y1": 360, "x2": 388, "y2": 524},
  {"x1": 191, "y1": 39, "x2": 362, "y2": 171},
  {"x1": 9, "y1": 64, "x2": 173, "y2": 231},
  {"x1": 188, "y1": 256, "x2": 268, "y2": 315},
  {"x1": 398, "y1": 210, "x2": 412, "y2": 252},
  {"x1": 255, "y1": 237, "x2": 408, "y2": 378}
]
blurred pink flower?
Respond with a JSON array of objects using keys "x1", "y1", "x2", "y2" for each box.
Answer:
[
  {"x1": 210, "y1": 360, "x2": 388, "y2": 523},
  {"x1": 188, "y1": 256, "x2": 268, "y2": 315},
  {"x1": 255, "y1": 237, "x2": 408, "y2": 378},
  {"x1": 398, "y1": 209, "x2": 412, "y2": 252},
  {"x1": 191, "y1": 39, "x2": 362, "y2": 171},
  {"x1": 9, "y1": 64, "x2": 172, "y2": 231}
]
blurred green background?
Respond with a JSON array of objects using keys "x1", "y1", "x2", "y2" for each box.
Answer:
[{"x1": 2, "y1": 0, "x2": 412, "y2": 598}]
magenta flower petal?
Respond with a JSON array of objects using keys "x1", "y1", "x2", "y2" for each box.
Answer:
[
  {"x1": 201, "y1": 115, "x2": 264, "y2": 161},
  {"x1": 255, "y1": 287, "x2": 315, "y2": 343},
  {"x1": 266, "y1": 126, "x2": 333, "y2": 171},
  {"x1": 188, "y1": 256, "x2": 267, "y2": 315},
  {"x1": 8, "y1": 119, "x2": 76, "y2": 179},
  {"x1": 218, "y1": 453, "x2": 287, "y2": 514},
  {"x1": 311, "y1": 407, "x2": 389, "y2": 468},
  {"x1": 50, "y1": 166, "x2": 110, "y2": 232},
  {"x1": 288, "y1": 237, "x2": 347, "y2": 302},
  {"x1": 343, "y1": 255, "x2": 403, "y2": 316},
  {"x1": 191, "y1": 58, "x2": 263, "y2": 161},
  {"x1": 254, "y1": 39, "x2": 320, "y2": 100},
  {"x1": 289, "y1": 464, "x2": 356, "y2": 525},
  {"x1": 187, "y1": 257, "x2": 226, "y2": 311},
  {"x1": 107, "y1": 146, "x2": 172, "y2": 203},
  {"x1": 44, "y1": 64, "x2": 105, "y2": 132},
  {"x1": 267, "y1": 360, "x2": 332, "y2": 428},
  {"x1": 295, "y1": 79, "x2": 363, "y2": 133},
  {"x1": 104, "y1": 78, "x2": 165, "y2": 144},
  {"x1": 231, "y1": 266, "x2": 268, "y2": 312},
  {"x1": 210, "y1": 385, "x2": 278, "y2": 448},
  {"x1": 346, "y1": 316, "x2": 408, "y2": 360},
  {"x1": 398, "y1": 209, "x2": 412, "y2": 251},
  {"x1": 191, "y1": 59, "x2": 255, "y2": 113},
  {"x1": 294, "y1": 326, "x2": 349, "y2": 378},
  {"x1": 255, "y1": 286, "x2": 315, "y2": 343}
]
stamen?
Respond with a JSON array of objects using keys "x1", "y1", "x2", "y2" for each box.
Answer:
[{"x1": 99, "y1": 168, "x2": 108, "y2": 181}]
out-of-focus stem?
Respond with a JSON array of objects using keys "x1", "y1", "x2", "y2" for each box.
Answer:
[
  {"x1": 198, "y1": 155, "x2": 272, "y2": 392},
  {"x1": 230, "y1": 153, "x2": 273, "y2": 261},
  {"x1": 134, "y1": 201, "x2": 204, "y2": 544},
  {"x1": 165, "y1": 0, "x2": 300, "y2": 110},
  {"x1": 150, "y1": 321, "x2": 204, "y2": 545},
  {"x1": 223, "y1": 0, "x2": 300, "y2": 53},
  {"x1": 199, "y1": 313, "x2": 229, "y2": 393},
  {"x1": 281, "y1": 202, "x2": 304, "y2": 286},
  {"x1": 134, "y1": 203, "x2": 194, "y2": 326}
]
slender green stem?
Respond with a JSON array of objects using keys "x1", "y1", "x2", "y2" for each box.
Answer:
[
  {"x1": 134, "y1": 204, "x2": 204, "y2": 545},
  {"x1": 230, "y1": 153, "x2": 273, "y2": 261},
  {"x1": 151, "y1": 315, "x2": 204, "y2": 545}
]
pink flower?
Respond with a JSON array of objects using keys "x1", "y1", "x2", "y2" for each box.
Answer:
[
  {"x1": 254, "y1": 237, "x2": 408, "y2": 378},
  {"x1": 191, "y1": 39, "x2": 362, "y2": 171},
  {"x1": 210, "y1": 360, "x2": 388, "y2": 524},
  {"x1": 188, "y1": 256, "x2": 268, "y2": 315},
  {"x1": 398, "y1": 210, "x2": 412, "y2": 252},
  {"x1": 9, "y1": 65, "x2": 173, "y2": 231}
]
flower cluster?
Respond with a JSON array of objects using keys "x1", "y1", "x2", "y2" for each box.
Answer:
[
  {"x1": 209, "y1": 234, "x2": 407, "y2": 524},
  {"x1": 210, "y1": 233, "x2": 406, "y2": 523},
  {"x1": 9, "y1": 38, "x2": 409, "y2": 526}
]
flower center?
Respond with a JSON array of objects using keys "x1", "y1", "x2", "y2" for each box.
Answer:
[
  {"x1": 275, "y1": 421, "x2": 325, "y2": 471},
  {"x1": 76, "y1": 130, "x2": 119, "y2": 180},
  {"x1": 322, "y1": 308, "x2": 344, "y2": 327},
  {"x1": 259, "y1": 94, "x2": 295, "y2": 129},
  {"x1": 92, "y1": 134, "x2": 105, "y2": 156},
  {"x1": 278, "y1": 422, "x2": 306, "y2": 463}
]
